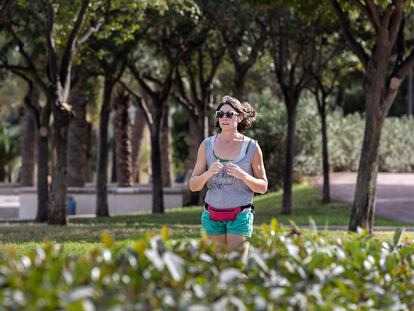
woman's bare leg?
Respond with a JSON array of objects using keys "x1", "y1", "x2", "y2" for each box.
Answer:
[
  {"x1": 208, "y1": 234, "x2": 227, "y2": 246},
  {"x1": 227, "y1": 234, "x2": 249, "y2": 258}
]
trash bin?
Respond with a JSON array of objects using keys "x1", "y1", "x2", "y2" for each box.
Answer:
[{"x1": 66, "y1": 196, "x2": 77, "y2": 215}]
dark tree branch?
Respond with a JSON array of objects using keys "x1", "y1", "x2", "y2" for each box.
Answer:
[
  {"x1": 45, "y1": 3, "x2": 59, "y2": 85},
  {"x1": 23, "y1": 79, "x2": 41, "y2": 128},
  {"x1": 118, "y1": 79, "x2": 153, "y2": 126},
  {"x1": 143, "y1": 74, "x2": 163, "y2": 87},
  {"x1": 0, "y1": 62, "x2": 30, "y2": 72},
  {"x1": 128, "y1": 64, "x2": 155, "y2": 98},
  {"x1": 59, "y1": 0, "x2": 90, "y2": 91},
  {"x1": 392, "y1": 48, "x2": 414, "y2": 80},
  {"x1": 0, "y1": 0, "x2": 14, "y2": 24},
  {"x1": 171, "y1": 93, "x2": 194, "y2": 113},
  {"x1": 77, "y1": 15, "x2": 106, "y2": 46},
  {"x1": 331, "y1": 0, "x2": 369, "y2": 69},
  {"x1": 388, "y1": 1, "x2": 403, "y2": 44},
  {"x1": 7, "y1": 26, "x2": 48, "y2": 93},
  {"x1": 160, "y1": 65, "x2": 174, "y2": 103},
  {"x1": 360, "y1": 0, "x2": 381, "y2": 30},
  {"x1": 205, "y1": 48, "x2": 224, "y2": 90},
  {"x1": 183, "y1": 59, "x2": 198, "y2": 103},
  {"x1": 175, "y1": 68, "x2": 192, "y2": 107},
  {"x1": 382, "y1": 2, "x2": 395, "y2": 30},
  {"x1": 241, "y1": 15, "x2": 270, "y2": 72},
  {"x1": 197, "y1": 50, "x2": 205, "y2": 99}
]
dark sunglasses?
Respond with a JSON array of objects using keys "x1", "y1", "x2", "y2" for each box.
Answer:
[{"x1": 215, "y1": 111, "x2": 239, "y2": 119}]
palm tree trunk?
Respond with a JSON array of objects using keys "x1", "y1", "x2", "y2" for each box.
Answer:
[
  {"x1": 20, "y1": 90, "x2": 38, "y2": 187},
  {"x1": 113, "y1": 87, "x2": 132, "y2": 187},
  {"x1": 67, "y1": 92, "x2": 87, "y2": 187},
  {"x1": 84, "y1": 122, "x2": 93, "y2": 183},
  {"x1": 35, "y1": 132, "x2": 49, "y2": 222},
  {"x1": 131, "y1": 105, "x2": 146, "y2": 184}
]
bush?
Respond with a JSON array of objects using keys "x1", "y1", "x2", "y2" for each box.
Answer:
[
  {"x1": 0, "y1": 223, "x2": 414, "y2": 309},
  {"x1": 249, "y1": 90, "x2": 414, "y2": 188},
  {"x1": 249, "y1": 90, "x2": 322, "y2": 189}
]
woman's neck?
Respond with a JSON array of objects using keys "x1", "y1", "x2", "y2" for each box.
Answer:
[{"x1": 219, "y1": 130, "x2": 242, "y2": 142}]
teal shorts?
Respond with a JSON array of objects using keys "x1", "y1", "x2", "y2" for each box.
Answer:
[{"x1": 201, "y1": 209, "x2": 254, "y2": 237}]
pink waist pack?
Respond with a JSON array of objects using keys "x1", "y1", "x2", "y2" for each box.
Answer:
[{"x1": 206, "y1": 205, "x2": 242, "y2": 221}]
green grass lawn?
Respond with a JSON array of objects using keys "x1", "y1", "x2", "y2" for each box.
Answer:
[{"x1": 0, "y1": 183, "x2": 412, "y2": 257}]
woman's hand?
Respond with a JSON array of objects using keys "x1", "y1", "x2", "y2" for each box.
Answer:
[
  {"x1": 225, "y1": 163, "x2": 247, "y2": 180},
  {"x1": 206, "y1": 159, "x2": 223, "y2": 179}
]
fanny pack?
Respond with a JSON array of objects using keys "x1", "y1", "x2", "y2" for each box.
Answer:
[{"x1": 205, "y1": 203, "x2": 253, "y2": 222}]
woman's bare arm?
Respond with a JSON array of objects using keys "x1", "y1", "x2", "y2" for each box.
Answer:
[
  {"x1": 226, "y1": 143, "x2": 268, "y2": 194},
  {"x1": 188, "y1": 142, "x2": 222, "y2": 192}
]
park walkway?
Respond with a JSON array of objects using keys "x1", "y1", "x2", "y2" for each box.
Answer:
[{"x1": 318, "y1": 172, "x2": 414, "y2": 224}]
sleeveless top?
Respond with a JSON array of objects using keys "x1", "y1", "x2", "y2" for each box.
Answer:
[{"x1": 204, "y1": 134, "x2": 257, "y2": 209}]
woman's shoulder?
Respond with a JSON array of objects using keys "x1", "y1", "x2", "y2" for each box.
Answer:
[
  {"x1": 243, "y1": 135, "x2": 258, "y2": 144},
  {"x1": 202, "y1": 135, "x2": 218, "y2": 143},
  {"x1": 200, "y1": 135, "x2": 216, "y2": 148}
]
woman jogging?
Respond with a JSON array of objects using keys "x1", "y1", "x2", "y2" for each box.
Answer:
[{"x1": 189, "y1": 96, "x2": 268, "y2": 257}]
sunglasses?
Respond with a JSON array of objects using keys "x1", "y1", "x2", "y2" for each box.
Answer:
[{"x1": 215, "y1": 111, "x2": 239, "y2": 119}]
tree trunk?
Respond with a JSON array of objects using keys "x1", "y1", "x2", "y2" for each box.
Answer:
[
  {"x1": 161, "y1": 105, "x2": 173, "y2": 187},
  {"x1": 281, "y1": 102, "x2": 297, "y2": 215},
  {"x1": 187, "y1": 116, "x2": 203, "y2": 171},
  {"x1": 96, "y1": 77, "x2": 114, "y2": 217},
  {"x1": 20, "y1": 90, "x2": 38, "y2": 187},
  {"x1": 0, "y1": 167, "x2": 5, "y2": 182},
  {"x1": 67, "y1": 93, "x2": 87, "y2": 187},
  {"x1": 319, "y1": 104, "x2": 330, "y2": 203},
  {"x1": 35, "y1": 132, "x2": 49, "y2": 222},
  {"x1": 349, "y1": 112, "x2": 384, "y2": 232},
  {"x1": 111, "y1": 139, "x2": 117, "y2": 183},
  {"x1": 233, "y1": 71, "x2": 246, "y2": 100},
  {"x1": 348, "y1": 41, "x2": 397, "y2": 232},
  {"x1": 131, "y1": 105, "x2": 146, "y2": 184},
  {"x1": 113, "y1": 87, "x2": 132, "y2": 187},
  {"x1": 84, "y1": 122, "x2": 94, "y2": 183},
  {"x1": 186, "y1": 116, "x2": 205, "y2": 205},
  {"x1": 408, "y1": 69, "x2": 413, "y2": 116},
  {"x1": 150, "y1": 110, "x2": 164, "y2": 213},
  {"x1": 48, "y1": 96, "x2": 71, "y2": 225}
]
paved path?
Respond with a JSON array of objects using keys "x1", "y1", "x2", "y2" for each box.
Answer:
[
  {"x1": 318, "y1": 172, "x2": 414, "y2": 224},
  {"x1": 0, "y1": 195, "x2": 19, "y2": 219}
]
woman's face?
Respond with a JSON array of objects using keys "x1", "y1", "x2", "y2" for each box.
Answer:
[{"x1": 216, "y1": 104, "x2": 242, "y2": 130}]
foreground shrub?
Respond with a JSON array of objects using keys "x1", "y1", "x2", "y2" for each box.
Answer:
[{"x1": 0, "y1": 222, "x2": 413, "y2": 310}]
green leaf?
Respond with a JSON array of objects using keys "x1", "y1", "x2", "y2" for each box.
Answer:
[{"x1": 392, "y1": 227, "x2": 405, "y2": 248}]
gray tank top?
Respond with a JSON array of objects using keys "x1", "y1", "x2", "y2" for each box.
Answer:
[{"x1": 204, "y1": 134, "x2": 257, "y2": 209}]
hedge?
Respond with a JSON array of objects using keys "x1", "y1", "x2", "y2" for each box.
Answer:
[
  {"x1": 250, "y1": 90, "x2": 414, "y2": 188},
  {"x1": 0, "y1": 221, "x2": 413, "y2": 310}
]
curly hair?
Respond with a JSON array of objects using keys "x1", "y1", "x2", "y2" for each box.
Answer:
[{"x1": 214, "y1": 95, "x2": 257, "y2": 132}]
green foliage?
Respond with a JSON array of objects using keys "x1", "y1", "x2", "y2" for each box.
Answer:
[
  {"x1": 0, "y1": 222, "x2": 414, "y2": 309},
  {"x1": 249, "y1": 89, "x2": 322, "y2": 189},
  {"x1": 171, "y1": 105, "x2": 189, "y2": 178},
  {"x1": 0, "y1": 122, "x2": 20, "y2": 175},
  {"x1": 330, "y1": 113, "x2": 414, "y2": 173}
]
